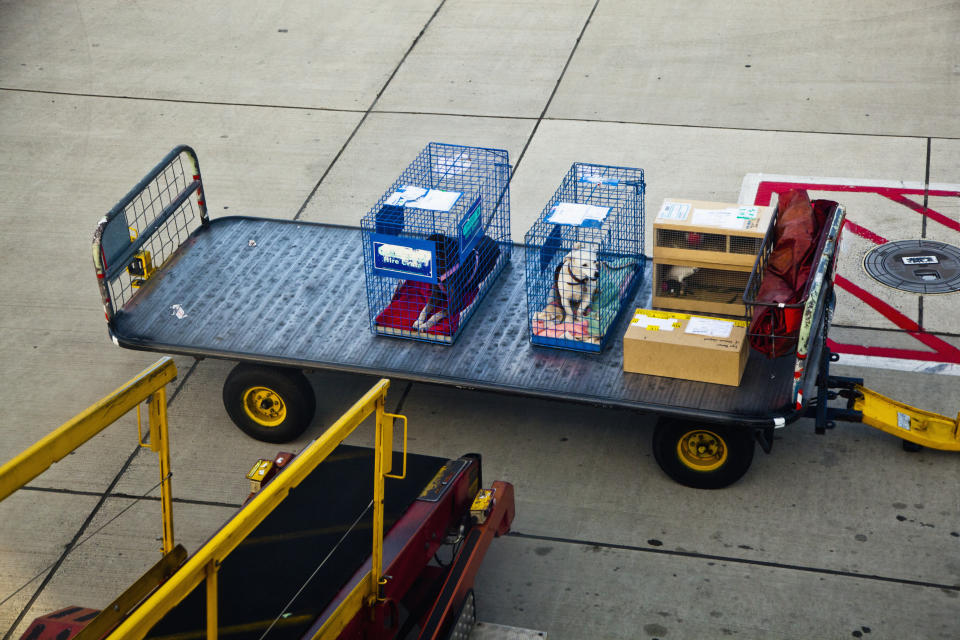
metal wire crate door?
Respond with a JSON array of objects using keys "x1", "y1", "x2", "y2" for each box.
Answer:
[
  {"x1": 361, "y1": 143, "x2": 511, "y2": 345},
  {"x1": 525, "y1": 163, "x2": 645, "y2": 352}
]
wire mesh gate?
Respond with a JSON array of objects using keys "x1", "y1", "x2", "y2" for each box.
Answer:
[
  {"x1": 524, "y1": 163, "x2": 646, "y2": 352},
  {"x1": 361, "y1": 143, "x2": 511, "y2": 345}
]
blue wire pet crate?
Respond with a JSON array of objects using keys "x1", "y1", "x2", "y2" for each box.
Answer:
[
  {"x1": 361, "y1": 143, "x2": 511, "y2": 345},
  {"x1": 524, "y1": 163, "x2": 646, "y2": 352}
]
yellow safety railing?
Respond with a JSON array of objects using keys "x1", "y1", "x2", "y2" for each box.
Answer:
[
  {"x1": 106, "y1": 377, "x2": 406, "y2": 640},
  {"x1": 0, "y1": 357, "x2": 178, "y2": 554}
]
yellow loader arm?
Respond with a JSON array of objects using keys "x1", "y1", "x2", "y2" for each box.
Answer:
[{"x1": 853, "y1": 384, "x2": 960, "y2": 451}]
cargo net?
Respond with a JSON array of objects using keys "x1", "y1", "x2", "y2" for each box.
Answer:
[
  {"x1": 524, "y1": 163, "x2": 645, "y2": 352},
  {"x1": 653, "y1": 263, "x2": 750, "y2": 316},
  {"x1": 360, "y1": 143, "x2": 511, "y2": 345},
  {"x1": 95, "y1": 149, "x2": 205, "y2": 316}
]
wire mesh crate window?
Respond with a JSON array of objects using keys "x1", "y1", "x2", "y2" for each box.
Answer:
[
  {"x1": 729, "y1": 235, "x2": 764, "y2": 255},
  {"x1": 360, "y1": 143, "x2": 511, "y2": 345},
  {"x1": 652, "y1": 261, "x2": 751, "y2": 318},
  {"x1": 524, "y1": 163, "x2": 646, "y2": 352},
  {"x1": 655, "y1": 228, "x2": 726, "y2": 253}
]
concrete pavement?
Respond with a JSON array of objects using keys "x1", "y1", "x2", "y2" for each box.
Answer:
[{"x1": 1, "y1": 1, "x2": 958, "y2": 638}]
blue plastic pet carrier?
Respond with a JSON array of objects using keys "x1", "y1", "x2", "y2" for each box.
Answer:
[
  {"x1": 361, "y1": 143, "x2": 511, "y2": 344},
  {"x1": 524, "y1": 163, "x2": 646, "y2": 352}
]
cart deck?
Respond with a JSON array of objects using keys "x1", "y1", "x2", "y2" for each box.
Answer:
[{"x1": 111, "y1": 218, "x2": 817, "y2": 426}]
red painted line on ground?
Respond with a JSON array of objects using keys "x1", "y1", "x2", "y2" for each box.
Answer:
[
  {"x1": 842, "y1": 220, "x2": 887, "y2": 245},
  {"x1": 834, "y1": 275, "x2": 920, "y2": 332},
  {"x1": 825, "y1": 339, "x2": 960, "y2": 363},
  {"x1": 833, "y1": 275, "x2": 960, "y2": 364},
  {"x1": 881, "y1": 193, "x2": 960, "y2": 233},
  {"x1": 755, "y1": 181, "x2": 960, "y2": 205}
]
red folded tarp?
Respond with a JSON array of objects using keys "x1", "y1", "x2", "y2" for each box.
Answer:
[{"x1": 748, "y1": 190, "x2": 835, "y2": 357}]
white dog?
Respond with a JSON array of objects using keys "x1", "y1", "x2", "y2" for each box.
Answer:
[{"x1": 534, "y1": 242, "x2": 599, "y2": 333}]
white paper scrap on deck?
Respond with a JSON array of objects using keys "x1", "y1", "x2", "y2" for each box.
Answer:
[
  {"x1": 386, "y1": 186, "x2": 462, "y2": 211},
  {"x1": 547, "y1": 202, "x2": 611, "y2": 226},
  {"x1": 631, "y1": 313, "x2": 678, "y2": 331},
  {"x1": 691, "y1": 207, "x2": 749, "y2": 230},
  {"x1": 685, "y1": 316, "x2": 734, "y2": 338}
]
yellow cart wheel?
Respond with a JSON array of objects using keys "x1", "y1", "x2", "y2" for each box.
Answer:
[
  {"x1": 676, "y1": 428, "x2": 729, "y2": 472},
  {"x1": 223, "y1": 364, "x2": 315, "y2": 443},
  {"x1": 242, "y1": 386, "x2": 287, "y2": 427},
  {"x1": 653, "y1": 419, "x2": 754, "y2": 489}
]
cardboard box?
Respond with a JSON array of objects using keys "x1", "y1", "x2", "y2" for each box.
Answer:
[
  {"x1": 653, "y1": 198, "x2": 776, "y2": 267},
  {"x1": 622, "y1": 309, "x2": 748, "y2": 386}
]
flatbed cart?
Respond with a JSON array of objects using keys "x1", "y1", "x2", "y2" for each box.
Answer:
[
  {"x1": 1, "y1": 358, "x2": 528, "y2": 640},
  {"x1": 92, "y1": 147, "x2": 960, "y2": 490}
]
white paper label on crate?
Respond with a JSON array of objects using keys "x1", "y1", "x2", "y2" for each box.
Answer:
[
  {"x1": 685, "y1": 316, "x2": 734, "y2": 338},
  {"x1": 547, "y1": 202, "x2": 611, "y2": 227},
  {"x1": 631, "y1": 313, "x2": 678, "y2": 331},
  {"x1": 736, "y1": 206, "x2": 760, "y2": 220},
  {"x1": 897, "y1": 412, "x2": 912, "y2": 431},
  {"x1": 656, "y1": 202, "x2": 690, "y2": 221},
  {"x1": 386, "y1": 186, "x2": 462, "y2": 212},
  {"x1": 580, "y1": 174, "x2": 620, "y2": 186},
  {"x1": 691, "y1": 207, "x2": 749, "y2": 230}
]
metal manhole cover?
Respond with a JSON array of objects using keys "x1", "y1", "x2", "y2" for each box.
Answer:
[{"x1": 863, "y1": 239, "x2": 960, "y2": 294}]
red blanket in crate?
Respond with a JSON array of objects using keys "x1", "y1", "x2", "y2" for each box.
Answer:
[
  {"x1": 375, "y1": 279, "x2": 479, "y2": 336},
  {"x1": 749, "y1": 190, "x2": 834, "y2": 357}
]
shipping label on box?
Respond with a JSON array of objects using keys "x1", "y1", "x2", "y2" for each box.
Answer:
[{"x1": 623, "y1": 310, "x2": 748, "y2": 386}]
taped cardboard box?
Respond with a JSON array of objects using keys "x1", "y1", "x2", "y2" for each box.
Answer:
[{"x1": 622, "y1": 309, "x2": 748, "y2": 386}]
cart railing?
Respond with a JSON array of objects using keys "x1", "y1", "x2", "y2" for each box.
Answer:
[
  {"x1": 92, "y1": 145, "x2": 209, "y2": 324},
  {"x1": 107, "y1": 377, "x2": 408, "y2": 640},
  {"x1": 743, "y1": 201, "x2": 846, "y2": 411},
  {"x1": 0, "y1": 357, "x2": 178, "y2": 552}
]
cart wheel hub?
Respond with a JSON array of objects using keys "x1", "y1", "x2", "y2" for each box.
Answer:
[
  {"x1": 677, "y1": 429, "x2": 728, "y2": 472},
  {"x1": 243, "y1": 386, "x2": 287, "y2": 427}
]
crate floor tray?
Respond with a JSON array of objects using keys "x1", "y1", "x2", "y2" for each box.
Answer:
[{"x1": 112, "y1": 218, "x2": 817, "y2": 424}]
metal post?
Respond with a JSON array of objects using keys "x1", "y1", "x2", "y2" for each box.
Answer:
[
  {"x1": 370, "y1": 391, "x2": 393, "y2": 604},
  {"x1": 148, "y1": 388, "x2": 175, "y2": 554},
  {"x1": 815, "y1": 341, "x2": 832, "y2": 435},
  {"x1": 205, "y1": 560, "x2": 218, "y2": 640}
]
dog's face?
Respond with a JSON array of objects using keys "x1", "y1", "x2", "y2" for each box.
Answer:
[{"x1": 564, "y1": 242, "x2": 599, "y2": 282}]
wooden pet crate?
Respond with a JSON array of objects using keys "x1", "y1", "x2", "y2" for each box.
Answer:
[
  {"x1": 653, "y1": 198, "x2": 776, "y2": 268},
  {"x1": 652, "y1": 198, "x2": 776, "y2": 316}
]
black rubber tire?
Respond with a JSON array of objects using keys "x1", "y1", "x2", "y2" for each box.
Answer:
[
  {"x1": 901, "y1": 439, "x2": 923, "y2": 453},
  {"x1": 652, "y1": 419, "x2": 755, "y2": 489},
  {"x1": 222, "y1": 363, "x2": 316, "y2": 443}
]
